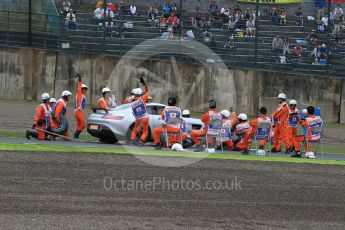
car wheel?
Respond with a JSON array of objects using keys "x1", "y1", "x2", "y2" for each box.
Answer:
[{"x1": 127, "y1": 123, "x2": 152, "y2": 142}]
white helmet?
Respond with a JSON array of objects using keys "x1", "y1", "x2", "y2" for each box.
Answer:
[
  {"x1": 306, "y1": 151, "x2": 316, "y2": 159},
  {"x1": 61, "y1": 90, "x2": 72, "y2": 97},
  {"x1": 132, "y1": 88, "x2": 143, "y2": 96},
  {"x1": 220, "y1": 109, "x2": 230, "y2": 118},
  {"x1": 257, "y1": 149, "x2": 266, "y2": 156},
  {"x1": 301, "y1": 109, "x2": 307, "y2": 115},
  {"x1": 50, "y1": 98, "x2": 56, "y2": 103},
  {"x1": 238, "y1": 113, "x2": 247, "y2": 121},
  {"x1": 41, "y1": 93, "x2": 51, "y2": 101},
  {"x1": 171, "y1": 143, "x2": 184, "y2": 152},
  {"x1": 82, "y1": 84, "x2": 88, "y2": 89},
  {"x1": 278, "y1": 93, "x2": 286, "y2": 99},
  {"x1": 182, "y1": 110, "x2": 190, "y2": 116},
  {"x1": 102, "y1": 87, "x2": 111, "y2": 93},
  {"x1": 289, "y1": 100, "x2": 297, "y2": 105}
]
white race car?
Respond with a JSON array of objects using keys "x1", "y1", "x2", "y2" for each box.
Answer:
[{"x1": 87, "y1": 102, "x2": 203, "y2": 143}]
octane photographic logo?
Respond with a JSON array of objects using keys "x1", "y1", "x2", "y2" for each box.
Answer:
[{"x1": 107, "y1": 36, "x2": 235, "y2": 167}]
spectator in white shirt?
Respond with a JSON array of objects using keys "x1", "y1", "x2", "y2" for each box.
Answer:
[
  {"x1": 221, "y1": 5, "x2": 230, "y2": 16},
  {"x1": 105, "y1": 9, "x2": 114, "y2": 27},
  {"x1": 130, "y1": 3, "x2": 137, "y2": 16},
  {"x1": 334, "y1": 4, "x2": 344, "y2": 21},
  {"x1": 321, "y1": 14, "x2": 328, "y2": 31},
  {"x1": 246, "y1": 18, "x2": 255, "y2": 37},
  {"x1": 65, "y1": 9, "x2": 77, "y2": 30},
  {"x1": 94, "y1": 7, "x2": 104, "y2": 25},
  {"x1": 62, "y1": 0, "x2": 71, "y2": 16}
]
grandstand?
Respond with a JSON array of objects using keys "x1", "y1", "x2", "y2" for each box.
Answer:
[{"x1": 0, "y1": 0, "x2": 344, "y2": 78}]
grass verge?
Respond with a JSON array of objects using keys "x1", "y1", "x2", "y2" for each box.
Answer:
[
  {"x1": 0, "y1": 142, "x2": 344, "y2": 166},
  {"x1": 0, "y1": 130, "x2": 98, "y2": 142}
]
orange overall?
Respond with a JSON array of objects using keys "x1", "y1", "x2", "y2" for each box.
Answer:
[
  {"x1": 287, "y1": 108, "x2": 300, "y2": 148},
  {"x1": 271, "y1": 101, "x2": 290, "y2": 151},
  {"x1": 153, "y1": 106, "x2": 186, "y2": 146},
  {"x1": 191, "y1": 109, "x2": 221, "y2": 145},
  {"x1": 98, "y1": 96, "x2": 113, "y2": 110},
  {"x1": 249, "y1": 115, "x2": 271, "y2": 149},
  {"x1": 33, "y1": 103, "x2": 51, "y2": 140},
  {"x1": 74, "y1": 80, "x2": 87, "y2": 133},
  {"x1": 221, "y1": 113, "x2": 238, "y2": 150},
  {"x1": 53, "y1": 98, "x2": 69, "y2": 137},
  {"x1": 131, "y1": 85, "x2": 150, "y2": 142},
  {"x1": 231, "y1": 122, "x2": 253, "y2": 151},
  {"x1": 293, "y1": 115, "x2": 323, "y2": 152}
]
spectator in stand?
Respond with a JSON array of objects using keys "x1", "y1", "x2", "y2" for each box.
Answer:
[
  {"x1": 105, "y1": 12, "x2": 114, "y2": 37},
  {"x1": 235, "y1": 10, "x2": 244, "y2": 29},
  {"x1": 333, "y1": 14, "x2": 341, "y2": 34},
  {"x1": 295, "y1": 7, "x2": 303, "y2": 26},
  {"x1": 202, "y1": 29, "x2": 212, "y2": 44},
  {"x1": 243, "y1": 8, "x2": 252, "y2": 21},
  {"x1": 315, "y1": 0, "x2": 326, "y2": 24},
  {"x1": 130, "y1": 2, "x2": 138, "y2": 16},
  {"x1": 148, "y1": 6, "x2": 159, "y2": 27},
  {"x1": 171, "y1": 2, "x2": 178, "y2": 17},
  {"x1": 107, "y1": 2, "x2": 117, "y2": 12},
  {"x1": 283, "y1": 38, "x2": 291, "y2": 57},
  {"x1": 220, "y1": 5, "x2": 230, "y2": 27},
  {"x1": 209, "y1": 0, "x2": 218, "y2": 18},
  {"x1": 279, "y1": 8, "x2": 287, "y2": 25},
  {"x1": 334, "y1": 4, "x2": 344, "y2": 21},
  {"x1": 311, "y1": 44, "x2": 328, "y2": 64},
  {"x1": 163, "y1": 2, "x2": 171, "y2": 18},
  {"x1": 292, "y1": 43, "x2": 303, "y2": 63},
  {"x1": 272, "y1": 35, "x2": 283, "y2": 61},
  {"x1": 119, "y1": 1, "x2": 127, "y2": 15},
  {"x1": 65, "y1": 9, "x2": 77, "y2": 30},
  {"x1": 105, "y1": 8, "x2": 114, "y2": 28},
  {"x1": 228, "y1": 16, "x2": 236, "y2": 34},
  {"x1": 320, "y1": 14, "x2": 329, "y2": 31},
  {"x1": 201, "y1": 16, "x2": 210, "y2": 30},
  {"x1": 210, "y1": 10, "x2": 222, "y2": 30},
  {"x1": 232, "y1": 5, "x2": 242, "y2": 16},
  {"x1": 224, "y1": 34, "x2": 235, "y2": 52},
  {"x1": 62, "y1": 0, "x2": 71, "y2": 16},
  {"x1": 192, "y1": 6, "x2": 202, "y2": 28},
  {"x1": 94, "y1": 6, "x2": 104, "y2": 25},
  {"x1": 306, "y1": 29, "x2": 318, "y2": 46},
  {"x1": 221, "y1": 5, "x2": 230, "y2": 17},
  {"x1": 246, "y1": 18, "x2": 255, "y2": 37},
  {"x1": 167, "y1": 13, "x2": 180, "y2": 28},
  {"x1": 271, "y1": 7, "x2": 278, "y2": 24}
]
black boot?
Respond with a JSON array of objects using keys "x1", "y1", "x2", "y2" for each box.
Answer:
[
  {"x1": 291, "y1": 151, "x2": 302, "y2": 158},
  {"x1": 155, "y1": 143, "x2": 162, "y2": 150},
  {"x1": 74, "y1": 131, "x2": 81, "y2": 139},
  {"x1": 26, "y1": 130, "x2": 38, "y2": 140}
]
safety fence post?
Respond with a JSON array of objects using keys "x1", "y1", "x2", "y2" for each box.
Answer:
[
  {"x1": 254, "y1": 0, "x2": 259, "y2": 69},
  {"x1": 28, "y1": 0, "x2": 32, "y2": 46}
]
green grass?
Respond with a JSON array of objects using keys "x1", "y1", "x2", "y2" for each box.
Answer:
[
  {"x1": 1, "y1": 130, "x2": 345, "y2": 154},
  {"x1": 0, "y1": 130, "x2": 97, "y2": 142},
  {"x1": 0, "y1": 142, "x2": 344, "y2": 166}
]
